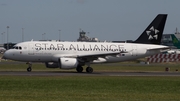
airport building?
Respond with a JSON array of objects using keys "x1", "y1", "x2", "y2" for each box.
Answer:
[
  {"x1": 77, "y1": 30, "x2": 99, "y2": 42},
  {"x1": 0, "y1": 44, "x2": 3, "y2": 47}
]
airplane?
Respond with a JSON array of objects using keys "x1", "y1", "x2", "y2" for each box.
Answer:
[
  {"x1": 3, "y1": 14, "x2": 169, "y2": 73},
  {"x1": 168, "y1": 34, "x2": 180, "y2": 54},
  {"x1": 171, "y1": 34, "x2": 180, "y2": 48}
]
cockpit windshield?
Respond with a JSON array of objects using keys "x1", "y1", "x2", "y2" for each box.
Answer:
[{"x1": 13, "y1": 46, "x2": 22, "y2": 50}]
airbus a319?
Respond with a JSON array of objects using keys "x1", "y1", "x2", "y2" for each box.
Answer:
[{"x1": 3, "y1": 14, "x2": 169, "y2": 73}]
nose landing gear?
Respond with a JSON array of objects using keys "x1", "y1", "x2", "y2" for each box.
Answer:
[
  {"x1": 26, "y1": 62, "x2": 32, "y2": 72},
  {"x1": 27, "y1": 67, "x2": 32, "y2": 72}
]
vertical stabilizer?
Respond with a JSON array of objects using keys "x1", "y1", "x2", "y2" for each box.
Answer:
[
  {"x1": 171, "y1": 34, "x2": 180, "y2": 48},
  {"x1": 134, "y1": 14, "x2": 167, "y2": 44}
]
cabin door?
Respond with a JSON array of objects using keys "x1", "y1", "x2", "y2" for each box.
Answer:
[
  {"x1": 28, "y1": 44, "x2": 34, "y2": 55},
  {"x1": 132, "y1": 45, "x2": 137, "y2": 56}
]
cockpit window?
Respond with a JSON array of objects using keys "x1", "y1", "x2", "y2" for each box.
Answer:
[{"x1": 13, "y1": 46, "x2": 22, "y2": 50}]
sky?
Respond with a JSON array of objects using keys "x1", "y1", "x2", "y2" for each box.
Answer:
[{"x1": 0, "y1": 0, "x2": 180, "y2": 43}]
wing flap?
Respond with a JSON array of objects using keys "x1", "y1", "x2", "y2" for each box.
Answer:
[
  {"x1": 147, "y1": 47, "x2": 170, "y2": 52},
  {"x1": 77, "y1": 51, "x2": 128, "y2": 58}
]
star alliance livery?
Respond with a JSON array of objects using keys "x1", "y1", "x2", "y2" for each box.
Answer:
[{"x1": 3, "y1": 14, "x2": 169, "y2": 73}]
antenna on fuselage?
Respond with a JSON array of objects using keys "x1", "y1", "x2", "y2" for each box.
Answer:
[{"x1": 31, "y1": 39, "x2": 33, "y2": 41}]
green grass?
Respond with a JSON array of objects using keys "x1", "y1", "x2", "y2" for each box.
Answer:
[
  {"x1": 0, "y1": 76, "x2": 180, "y2": 101},
  {"x1": 0, "y1": 60, "x2": 180, "y2": 101}
]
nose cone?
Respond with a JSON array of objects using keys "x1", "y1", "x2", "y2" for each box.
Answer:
[
  {"x1": 2, "y1": 51, "x2": 8, "y2": 59},
  {"x1": 2, "y1": 50, "x2": 13, "y2": 59}
]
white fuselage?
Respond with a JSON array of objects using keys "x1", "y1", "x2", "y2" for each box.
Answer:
[{"x1": 3, "y1": 41, "x2": 168, "y2": 63}]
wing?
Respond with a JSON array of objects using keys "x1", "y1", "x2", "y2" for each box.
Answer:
[
  {"x1": 77, "y1": 51, "x2": 129, "y2": 62},
  {"x1": 147, "y1": 47, "x2": 170, "y2": 52},
  {"x1": 58, "y1": 51, "x2": 128, "y2": 62}
]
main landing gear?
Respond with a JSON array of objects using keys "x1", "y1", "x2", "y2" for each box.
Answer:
[
  {"x1": 86, "y1": 67, "x2": 93, "y2": 73},
  {"x1": 76, "y1": 65, "x2": 93, "y2": 73},
  {"x1": 76, "y1": 65, "x2": 83, "y2": 73},
  {"x1": 26, "y1": 62, "x2": 32, "y2": 72}
]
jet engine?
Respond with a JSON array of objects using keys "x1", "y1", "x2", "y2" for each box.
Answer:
[
  {"x1": 45, "y1": 62, "x2": 59, "y2": 68},
  {"x1": 45, "y1": 58, "x2": 79, "y2": 69}
]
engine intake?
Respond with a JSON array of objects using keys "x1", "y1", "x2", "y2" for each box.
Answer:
[{"x1": 45, "y1": 62, "x2": 59, "y2": 68}]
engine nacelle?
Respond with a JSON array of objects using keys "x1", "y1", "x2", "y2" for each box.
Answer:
[
  {"x1": 59, "y1": 58, "x2": 79, "y2": 69},
  {"x1": 45, "y1": 62, "x2": 59, "y2": 68},
  {"x1": 45, "y1": 58, "x2": 79, "y2": 69}
]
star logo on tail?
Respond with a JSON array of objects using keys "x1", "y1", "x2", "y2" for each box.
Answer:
[{"x1": 146, "y1": 26, "x2": 159, "y2": 40}]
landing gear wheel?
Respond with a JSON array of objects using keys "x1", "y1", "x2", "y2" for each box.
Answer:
[
  {"x1": 27, "y1": 67, "x2": 32, "y2": 72},
  {"x1": 86, "y1": 67, "x2": 93, "y2": 73},
  {"x1": 76, "y1": 66, "x2": 83, "y2": 73},
  {"x1": 26, "y1": 62, "x2": 32, "y2": 72}
]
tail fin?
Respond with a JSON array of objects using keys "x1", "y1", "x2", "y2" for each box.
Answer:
[
  {"x1": 134, "y1": 14, "x2": 167, "y2": 44},
  {"x1": 171, "y1": 34, "x2": 180, "y2": 48}
]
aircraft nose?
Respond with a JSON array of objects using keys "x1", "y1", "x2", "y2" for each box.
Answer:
[{"x1": 2, "y1": 50, "x2": 12, "y2": 59}]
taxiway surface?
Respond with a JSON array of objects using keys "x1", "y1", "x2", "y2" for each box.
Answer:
[{"x1": 0, "y1": 71, "x2": 180, "y2": 76}]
